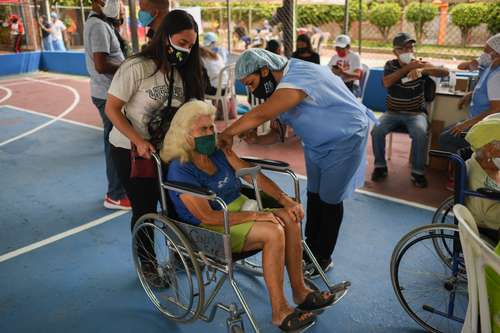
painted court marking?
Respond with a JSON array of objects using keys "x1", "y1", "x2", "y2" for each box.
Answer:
[
  {"x1": 0, "y1": 78, "x2": 81, "y2": 147},
  {"x1": 0, "y1": 210, "x2": 128, "y2": 263},
  {"x1": 0, "y1": 85, "x2": 12, "y2": 104}
]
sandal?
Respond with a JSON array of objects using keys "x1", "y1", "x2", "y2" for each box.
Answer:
[
  {"x1": 297, "y1": 291, "x2": 336, "y2": 311},
  {"x1": 278, "y1": 308, "x2": 316, "y2": 332}
]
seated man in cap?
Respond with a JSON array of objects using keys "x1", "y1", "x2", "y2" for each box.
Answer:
[
  {"x1": 328, "y1": 34, "x2": 362, "y2": 94},
  {"x1": 464, "y1": 117, "x2": 500, "y2": 241},
  {"x1": 371, "y1": 32, "x2": 449, "y2": 188}
]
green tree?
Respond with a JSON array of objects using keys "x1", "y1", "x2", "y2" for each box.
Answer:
[
  {"x1": 367, "y1": 2, "x2": 401, "y2": 43},
  {"x1": 450, "y1": 3, "x2": 488, "y2": 47},
  {"x1": 486, "y1": 2, "x2": 500, "y2": 35},
  {"x1": 405, "y1": 2, "x2": 438, "y2": 44}
]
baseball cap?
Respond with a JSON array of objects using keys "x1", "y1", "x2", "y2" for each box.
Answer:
[
  {"x1": 335, "y1": 35, "x2": 351, "y2": 48},
  {"x1": 203, "y1": 32, "x2": 218, "y2": 46},
  {"x1": 393, "y1": 32, "x2": 416, "y2": 48},
  {"x1": 486, "y1": 33, "x2": 500, "y2": 54}
]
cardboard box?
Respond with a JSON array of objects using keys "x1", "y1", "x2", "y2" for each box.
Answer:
[{"x1": 455, "y1": 77, "x2": 469, "y2": 92}]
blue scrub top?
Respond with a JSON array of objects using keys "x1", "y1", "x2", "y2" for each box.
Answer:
[
  {"x1": 277, "y1": 59, "x2": 376, "y2": 203},
  {"x1": 167, "y1": 150, "x2": 242, "y2": 225},
  {"x1": 469, "y1": 65, "x2": 500, "y2": 118}
]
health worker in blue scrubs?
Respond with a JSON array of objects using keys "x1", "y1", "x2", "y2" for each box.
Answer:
[{"x1": 218, "y1": 48, "x2": 377, "y2": 274}]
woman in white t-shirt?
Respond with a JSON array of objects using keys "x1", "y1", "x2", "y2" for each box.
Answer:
[
  {"x1": 327, "y1": 35, "x2": 362, "y2": 94},
  {"x1": 105, "y1": 10, "x2": 204, "y2": 273},
  {"x1": 200, "y1": 46, "x2": 227, "y2": 95}
]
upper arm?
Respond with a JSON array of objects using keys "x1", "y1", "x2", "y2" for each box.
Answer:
[
  {"x1": 248, "y1": 88, "x2": 306, "y2": 123},
  {"x1": 487, "y1": 72, "x2": 500, "y2": 104},
  {"x1": 222, "y1": 148, "x2": 253, "y2": 173},
  {"x1": 93, "y1": 52, "x2": 109, "y2": 73},
  {"x1": 107, "y1": 61, "x2": 141, "y2": 104},
  {"x1": 178, "y1": 194, "x2": 217, "y2": 224}
]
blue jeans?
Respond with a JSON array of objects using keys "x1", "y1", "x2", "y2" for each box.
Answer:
[
  {"x1": 52, "y1": 38, "x2": 66, "y2": 51},
  {"x1": 92, "y1": 97, "x2": 126, "y2": 200},
  {"x1": 438, "y1": 124, "x2": 469, "y2": 153},
  {"x1": 42, "y1": 37, "x2": 53, "y2": 51},
  {"x1": 371, "y1": 112, "x2": 428, "y2": 175}
]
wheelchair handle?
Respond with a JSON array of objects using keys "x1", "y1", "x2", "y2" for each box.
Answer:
[{"x1": 235, "y1": 165, "x2": 261, "y2": 178}]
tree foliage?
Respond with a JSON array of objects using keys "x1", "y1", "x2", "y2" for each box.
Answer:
[
  {"x1": 367, "y1": 2, "x2": 401, "y2": 43},
  {"x1": 405, "y1": 2, "x2": 438, "y2": 44},
  {"x1": 450, "y1": 3, "x2": 488, "y2": 47},
  {"x1": 486, "y1": 2, "x2": 500, "y2": 35}
]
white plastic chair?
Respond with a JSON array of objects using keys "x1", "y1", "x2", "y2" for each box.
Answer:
[
  {"x1": 205, "y1": 63, "x2": 236, "y2": 125},
  {"x1": 454, "y1": 204, "x2": 500, "y2": 333}
]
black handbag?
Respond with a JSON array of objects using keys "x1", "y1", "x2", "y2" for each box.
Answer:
[{"x1": 147, "y1": 67, "x2": 178, "y2": 151}]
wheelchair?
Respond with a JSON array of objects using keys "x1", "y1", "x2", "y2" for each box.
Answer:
[
  {"x1": 131, "y1": 153, "x2": 350, "y2": 332},
  {"x1": 390, "y1": 150, "x2": 500, "y2": 333}
]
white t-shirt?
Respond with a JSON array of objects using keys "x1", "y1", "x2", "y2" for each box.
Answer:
[
  {"x1": 108, "y1": 57, "x2": 185, "y2": 149},
  {"x1": 487, "y1": 70, "x2": 500, "y2": 101},
  {"x1": 327, "y1": 51, "x2": 361, "y2": 84},
  {"x1": 50, "y1": 20, "x2": 66, "y2": 41},
  {"x1": 202, "y1": 55, "x2": 227, "y2": 90}
]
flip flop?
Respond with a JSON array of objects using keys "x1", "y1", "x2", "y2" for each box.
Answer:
[
  {"x1": 297, "y1": 291, "x2": 336, "y2": 311},
  {"x1": 278, "y1": 308, "x2": 316, "y2": 332}
]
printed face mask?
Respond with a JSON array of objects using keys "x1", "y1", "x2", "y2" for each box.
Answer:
[
  {"x1": 194, "y1": 133, "x2": 216, "y2": 156},
  {"x1": 399, "y1": 52, "x2": 415, "y2": 64},
  {"x1": 138, "y1": 9, "x2": 155, "y2": 27},
  {"x1": 167, "y1": 36, "x2": 191, "y2": 67},
  {"x1": 252, "y1": 71, "x2": 277, "y2": 100}
]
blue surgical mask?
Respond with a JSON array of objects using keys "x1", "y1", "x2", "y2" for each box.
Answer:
[{"x1": 138, "y1": 9, "x2": 154, "y2": 27}]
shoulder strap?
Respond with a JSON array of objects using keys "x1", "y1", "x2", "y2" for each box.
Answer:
[
  {"x1": 163, "y1": 67, "x2": 176, "y2": 109},
  {"x1": 88, "y1": 13, "x2": 128, "y2": 57}
]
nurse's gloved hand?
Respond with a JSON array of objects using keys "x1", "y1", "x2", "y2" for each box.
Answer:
[{"x1": 218, "y1": 131, "x2": 234, "y2": 149}]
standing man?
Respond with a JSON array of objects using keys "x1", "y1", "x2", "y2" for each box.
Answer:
[
  {"x1": 38, "y1": 15, "x2": 53, "y2": 51},
  {"x1": 49, "y1": 12, "x2": 67, "y2": 51},
  {"x1": 370, "y1": 32, "x2": 449, "y2": 188},
  {"x1": 84, "y1": 0, "x2": 130, "y2": 210},
  {"x1": 138, "y1": 0, "x2": 169, "y2": 40}
]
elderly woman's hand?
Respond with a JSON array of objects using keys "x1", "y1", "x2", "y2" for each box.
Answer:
[
  {"x1": 278, "y1": 194, "x2": 304, "y2": 223},
  {"x1": 255, "y1": 211, "x2": 285, "y2": 227}
]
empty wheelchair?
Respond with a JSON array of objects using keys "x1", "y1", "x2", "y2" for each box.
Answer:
[
  {"x1": 132, "y1": 153, "x2": 350, "y2": 332},
  {"x1": 390, "y1": 150, "x2": 500, "y2": 333}
]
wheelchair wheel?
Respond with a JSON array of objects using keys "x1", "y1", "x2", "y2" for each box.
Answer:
[
  {"x1": 132, "y1": 213, "x2": 204, "y2": 322},
  {"x1": 391, "y1": 224, "x2": 467, "y2": 333},
  {"x1": 431, "y1": 196, "x2": 466, "y2": 276}
]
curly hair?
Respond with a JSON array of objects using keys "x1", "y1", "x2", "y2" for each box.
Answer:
[{"x1": 160, "y1": 100, "x2": 216, "y2": 163}]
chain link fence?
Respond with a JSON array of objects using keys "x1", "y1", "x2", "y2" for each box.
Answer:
[{"x1": 1, "y1": 0, "x2": 498, "y2": 63}]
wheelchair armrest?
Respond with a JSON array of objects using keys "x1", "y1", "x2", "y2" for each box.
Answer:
[
  {"x1": 477, "y1": 187, "x2": 500, "y2": 200},
  {"x1": 235, "y1": 165, "x2": 261, "y2": 179},
  {"x1": 163, "y1": 181, "x2": 216, "y2": 200},
  {"x1": 429, "y1": 150, "x2": 452, "y2": 159},
  {"x1": 241, "y1": 157, "x2": 290, "y2": 172}
]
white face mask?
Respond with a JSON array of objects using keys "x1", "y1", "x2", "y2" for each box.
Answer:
[
  {"x1": 477, "y1": 52, "x2": 492, "y2": 67},
  {"x1": 493, "y1": 157, "x2": 500, "y2": 170},
  {"x1": 399, "y1": 52, "x2": 414, "y2": 64},
  {"x1": 102, "y1": 0, "x2": 120, "y2": 19}
]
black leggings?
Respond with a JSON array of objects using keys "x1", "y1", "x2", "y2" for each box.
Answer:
[
  {"x1": 305, "y1": 191, "x2": 344, "y2": 262},
  {"x1": 110, "y1": 146, "x2": 160, "y2": 260}
]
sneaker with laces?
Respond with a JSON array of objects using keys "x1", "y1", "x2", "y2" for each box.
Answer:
[
  {"x1": 411, "y1": 173, "x2": 428, "y2": 188},
  {"x1": 304, "y1": 258, "x2": 334, "y2": 279},
  {"x1": 371, "y1": 167, "x2": 388, "y2": 182},
  {"x1": 104, "y1": 195, "x2": 132, "y2": 210}
]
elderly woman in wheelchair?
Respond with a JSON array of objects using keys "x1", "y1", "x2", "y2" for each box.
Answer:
[{"x1": 159, "y1": 100, "x2": 336, "y2": 331}]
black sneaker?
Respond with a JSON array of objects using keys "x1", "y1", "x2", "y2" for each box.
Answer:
[
  {"x1": 304, "y1": 258, "x2": 334, "y2": 279},
  {"x1": 371, "y1": 167, "x2": 388, "y2": 182},
  {"x1": 411, "y1": 173, "x2": 428, "y2": 188}
]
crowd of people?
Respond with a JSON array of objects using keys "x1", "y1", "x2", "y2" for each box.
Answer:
[{"x1": 79, "y1": 2, "x2": 500, "y2": 330}]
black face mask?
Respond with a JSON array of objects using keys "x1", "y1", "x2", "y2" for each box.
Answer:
[
  {"x1": 252, "y1": 71, "x2": 277, "y2": 100},
  {"x1": 167, "y1": 37, "x2": 191, "y2": 68},
  {"x1": 296, "y1": 47, "x2": 308, "y2": 54}
]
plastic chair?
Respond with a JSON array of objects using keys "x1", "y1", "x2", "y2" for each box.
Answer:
[
  {"x1": 454, "y1": 204, "x2": 500, "y2": 333},
  {"x1": 358, "y1": 64, "x2": 370, "y2": 99},
  {"x1": 205, "y1": 63, "x2": 236, "y2": 125}
]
